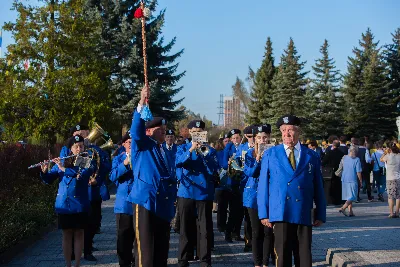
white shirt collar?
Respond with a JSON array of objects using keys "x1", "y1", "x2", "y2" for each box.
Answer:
[
  {"x1": 283, "y1": 141, "x2": 301, "y2": 151},
  {"x1": 340, "y1": 143, "x2": 346, "y2": 146},
  {"x1": 166, "y1": 143, "x2": 173, "y2": 149}
]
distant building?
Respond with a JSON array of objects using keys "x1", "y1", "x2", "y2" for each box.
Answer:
[{"x1": 223, "y1": 96, "x2": 244, "y2": 128}]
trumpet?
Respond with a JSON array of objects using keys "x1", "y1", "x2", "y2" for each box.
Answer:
[{"x1": 28, "y1": 152, "x2": 89, "y2": 169}]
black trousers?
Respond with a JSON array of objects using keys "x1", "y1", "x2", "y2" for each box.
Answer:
[
  {"x1": 248, "y1": 208, "x2": 274, "y2": 266},
  {"x1": 116, "y1": 213, "x2": 135, "y2": 267},
  {"x1": 84, "y1": 200, "x2": 102, "y2": 255},
  {"x1": 225, "y1": 191, "x2": 243, "y2": 237},
  {"x1": 178, "y1": 198, "x2": 213, "y2": 267},
  {"x1": 133, "y1": 204, "x2": 170, "y2": 267},
  {"x1": 216, "y1": 190, "x2": 228, "y2": 231},
  {"x1": 273, "y1": 222, "x2": 312, "y2": 267},
  {"x1": 243, "y1": 208, "x2": 252, "y2": 247}
]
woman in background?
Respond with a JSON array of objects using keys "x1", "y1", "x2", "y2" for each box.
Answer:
[
  {"x1": 381, "y1": 143, "x2": 400, "y2": 218},
  {"x1": 339, "y1": 146, "x2": 362, "y2": 217}
]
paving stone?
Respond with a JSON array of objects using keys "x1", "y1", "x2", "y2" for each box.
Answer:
[{"x1": 5, "y1": 192, "x2": 400, "y2": 266}]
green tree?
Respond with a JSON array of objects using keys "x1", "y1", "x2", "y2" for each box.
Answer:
[
  {"x1": 270, "y1": 38, "x2": 308, "y2": 133},
  {"x1": 361, "y1": 50, "x2": 393, "y2": 138},
  {"x1": 342, "y1": 28, "x2": 395, "y2": 138},
  {"x1": 384, "y1": 28, "x2": 400, "y2": 136},
  {"x1": 309, "y1": 39, "x2": 342, "y2": 138},
  {"x1": 246, "y1": 37, "x2": 275, "y2": 125},
  {"x1": 89, "y1": 0, "x2": 185, "y2": 125},
  {"x1": 1, "y1": 0, "x2": 111, "y2": 144}
]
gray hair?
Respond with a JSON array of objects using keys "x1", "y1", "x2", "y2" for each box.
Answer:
[{"x1": 349, "y1": 145, "x2": 358, "y2": 157}]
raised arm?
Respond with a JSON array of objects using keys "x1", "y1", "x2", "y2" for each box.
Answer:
[
  {"x1": 222, "y1": 142, "x2": 234, "y2": 170},
  {"x1": 244, "y1": 149, "x2": 261, "y2": 178},
  {"x1": 130, "y1": 86, "x2": 149, "y2": 144},
  {"x1": 109, "y1": 154, "x2": 130, "y2": 185}
]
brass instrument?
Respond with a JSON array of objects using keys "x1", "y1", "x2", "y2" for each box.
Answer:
[
  {"x1": 227, "y1": 152, "x2": 244, "y2": 181},
  {"x1": 87, "y1": 122, "x2": 114, "y2": 150},
  {"x1": 197, "y1": 144, "x2": 210, "y2": 156},
  {"x1": 100, "y1": 139, "x2": 114, "y2": 150},
  {"x1": 191, "y1": 131, "x2": 210, "y2": 156}
]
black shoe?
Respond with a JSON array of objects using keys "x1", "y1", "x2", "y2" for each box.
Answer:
[
  {"x1": 218, "y1": 227, "x2": 225, "y2": 233},
  {"x1": 95, "y1": 228, "x2": 101, "y2": 234},
  {"x1": 225, "y1": 234, "x2": 233, "y2": 243},
  {"x1": 243, "y1": 246, "x2": 252, "y2": 252},
  {"x1": 92, "y1": 247, "x2": 99, "y2": 251},
  {"x1": 84, "y1": 254, "x2": 97, "y2": 261}
]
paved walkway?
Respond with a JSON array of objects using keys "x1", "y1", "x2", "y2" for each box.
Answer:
[{"x1": 6, "y1": 193, "x2": 400, "y2": 267}]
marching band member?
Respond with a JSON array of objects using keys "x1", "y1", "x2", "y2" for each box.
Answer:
[
  {"x1": 220, "y1": 129, "x2": 244, "y2": 242},
  {"x1": 61, "y1": 124, "x2": 111, "y2": 261},
  {"x1": 127, "y1": 86, "x2": 177, "y2": 267},
  {"x1": 40, "y1": 135, "x2": 96, "y2": 267},
  {"x1": 243, "y1": 124, "x2": 275, "y2": 266},
  {"x1": 257, "y1": 115, "x2": 326, "y2": 267},
  {"x1": 163, "y1": 129, "x2": 178, "y2": 174},
  {"x1": 109, "y1": 131, "x2": 135, "y2": 267},
  {"x1": 175, "y1": 120, "x2": 219, "y2": 267},
  {"x1": 235, "y1": 125, "x2": 256, "y2": 251}
]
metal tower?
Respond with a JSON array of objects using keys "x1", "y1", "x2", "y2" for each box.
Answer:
[{"x1": 217, "y1": 94, "x2": 224, "y2": 126}]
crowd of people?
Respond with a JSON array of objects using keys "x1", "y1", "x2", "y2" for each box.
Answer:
[{"x1": 36, "y1": 87, "x2": 399, "y2": 267}]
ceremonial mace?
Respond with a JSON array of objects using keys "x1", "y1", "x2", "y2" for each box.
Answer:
[{"x1": 134, "y1": 1, "x2": 153, "y2": 121}]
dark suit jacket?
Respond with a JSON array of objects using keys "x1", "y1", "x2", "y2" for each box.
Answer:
[
  {"x1": 338, "y1": 145, "x2": 349, "y2": 155},
  {"x1": 322, "y1": 148, "x2": 345, "y2": 172}
]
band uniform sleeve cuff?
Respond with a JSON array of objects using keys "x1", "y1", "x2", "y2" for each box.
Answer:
[{"x1": 137, "y1": 104, "x2": 143, "y2": 113}]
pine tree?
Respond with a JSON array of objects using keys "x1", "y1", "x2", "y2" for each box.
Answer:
[
  {"x1": 270, "y1": 38, "x2": 308, "y2": 133},
  {"x1": 246, "y1": 37, "x2": 275, "y2": 125},
  {"x1": 89, "y1": 0, "x2": 185, "y2": 126},
  {"x1": 1, "y1": 0, "x2": 111, "y2": 143},
  {"x1": 343, "y1": 28, "x2": 392, "y2": 138},
  {"x1": 384, "y1": 28, "x2": 400, "y2": 137},
  {"x1": 310, "y1": 39, "x2": 342, "y2": 138},
  {"x1": 361, "y1": 50, "x2": 392, "y2": 137}
]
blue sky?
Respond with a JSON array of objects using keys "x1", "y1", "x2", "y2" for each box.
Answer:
[{"x1": 1, "y1": 0, "x2": 400, "y2": 124}]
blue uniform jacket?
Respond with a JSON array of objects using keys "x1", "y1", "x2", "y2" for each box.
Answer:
[
  {"x1": 41, "y1": 164, "x2": 95, "y2": 214},
  {"x1": 257, "y1": 144, "x2": 326, "y2": 226},
  {"x1": 176, "y1": 143, "x2": 219, "y2": 201},
  {"x1": 162, "y1": 142, "x2": 177, "y2": 176},
  {"x1": 60, "y1": 145, "x2": 111, "y2": 201},
  {"x1": 109, "y1": 152, "x2": 134, "y2": 215},
  {"x1": 243, "y1": 148, "x2": 261, "y2": 209},
  {"x1": 222, "y1": 142, "x2": 245, "y2": 191},
  {"x1": 126, "y1": 110, "x2": 177, "y2": 222}
]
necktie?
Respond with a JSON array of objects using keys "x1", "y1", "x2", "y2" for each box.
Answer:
[{"x1": 289, "y1": 147, "x2": 296, "y2": 170}]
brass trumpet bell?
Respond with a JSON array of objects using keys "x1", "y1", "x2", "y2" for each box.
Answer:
[
  {"x1": 87, "y1": 123, "x2": 108, "y2": 143},
  {"x1": 100, "y1": 139, "x2": 114, "y2": 150}
]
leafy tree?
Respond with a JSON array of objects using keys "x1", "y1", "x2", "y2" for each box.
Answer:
[
  {"x1": 246, "y1": 37, "x2": 275, "y2": 125},
  {"x1": 1, "y1": 0, "x2": 111, "y2": 144}
]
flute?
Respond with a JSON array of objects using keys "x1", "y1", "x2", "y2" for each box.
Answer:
[{"x1": 27, "y1": 152, "x2": 89, "y2": 169}]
